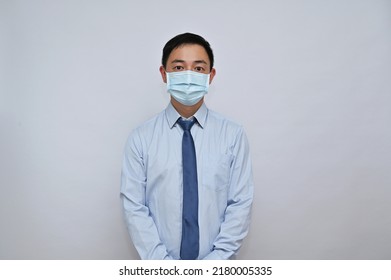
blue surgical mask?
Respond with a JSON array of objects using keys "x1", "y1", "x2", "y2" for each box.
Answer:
[{"x1": 166, "y1": 70, "x2": 210, "y2": 106}]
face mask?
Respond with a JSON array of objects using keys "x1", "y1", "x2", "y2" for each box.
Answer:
[{"x1": 166, "y1": 70, "x2": 210, "y2": 106}]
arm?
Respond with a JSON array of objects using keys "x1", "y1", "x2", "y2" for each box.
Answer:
[
  {"x1": 120, "y1": 130, "x2": 173, "y2": 260},
  {"x1": 203, "y1": 127, "x2": 254, "y2": 260}
]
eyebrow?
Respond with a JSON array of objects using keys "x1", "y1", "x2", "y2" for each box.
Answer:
[
  {"x1": 171, "y1": 59, "x2": 185, "y2": 64},
  {"x1": 194, "y1": 60, "x2": 208, "y2": 65},
  {"x1": 170, "y1": 59, "x2": 208, "y2": 65}
]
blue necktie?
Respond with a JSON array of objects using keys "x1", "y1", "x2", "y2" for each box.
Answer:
[{"x1": 177, "y1": 118, "x2": 199, "y2": 260}]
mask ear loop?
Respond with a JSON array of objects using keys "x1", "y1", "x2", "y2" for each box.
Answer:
[{"x1": 166, "y1": 71, "x2": 170, "y2": 87}]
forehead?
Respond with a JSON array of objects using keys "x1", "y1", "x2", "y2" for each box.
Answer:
[{"x1": 167, "y1": 44, "x2": 210, "y2": 64}]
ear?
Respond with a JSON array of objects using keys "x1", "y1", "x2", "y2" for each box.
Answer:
[
  {"x1": 159, "y1": 66, "x2": 167, "y2": 83},
  {"x1": 209, "y1": 68, "x2": 216, "y2": 84}
]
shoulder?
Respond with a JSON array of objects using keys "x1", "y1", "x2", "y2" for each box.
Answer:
[
  {"x1": 207, "y1": 109, "x2": 244, "y2": 133},
  {"x1": 125, "y1": 109, "x2": 165, "y2": 147},
  {"x1": 205, "y1": 108, "x2": 250, "y2": 153},
  {"x1": 133, "y1": 110, "x2": 165, "y2": 135}
]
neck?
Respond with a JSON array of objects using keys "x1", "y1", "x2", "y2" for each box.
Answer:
[{"x1": 171, "y1": 97, "x2": 204, "y2": 118}]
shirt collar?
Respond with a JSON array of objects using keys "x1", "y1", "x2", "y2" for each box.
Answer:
[{"x1": 165, "y1": 102, "x2": 208, "y2": 129}]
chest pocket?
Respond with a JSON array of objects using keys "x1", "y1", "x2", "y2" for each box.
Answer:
[{"x1": 202, "y1": 154, "x2": 233, "y2": 191}]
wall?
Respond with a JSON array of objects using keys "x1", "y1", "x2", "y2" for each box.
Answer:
[{"x1": 1, "y1": 0, "x2": 390, "y2": 259}]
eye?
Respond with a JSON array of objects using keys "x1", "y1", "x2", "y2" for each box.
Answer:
[
  {"x1": 173, "y1": 65, "x2": 184, "y2": 71},
  {"x1": 194, "y1": 66, "x2": 205, "y2": 72}
]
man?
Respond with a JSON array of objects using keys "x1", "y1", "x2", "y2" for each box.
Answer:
[{"x1": 121, "y1": 33, "x2": 253, "y2": 260}]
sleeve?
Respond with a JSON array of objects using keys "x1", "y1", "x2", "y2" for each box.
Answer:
[
  {"x1": 202, "y1": 127, "x2": 254, "y2": 260},
  {"x1": 120, "y1": 129, "x2": 174, "y2": 260}
]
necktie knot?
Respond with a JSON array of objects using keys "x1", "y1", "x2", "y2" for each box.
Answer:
[{"x1": 177, "y1": 118, "x2": 196, "y2": 131}]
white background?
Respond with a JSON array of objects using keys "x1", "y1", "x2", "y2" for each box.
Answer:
[{"x1": 1, "y1": 0, "x2": 390, "y2": 259}]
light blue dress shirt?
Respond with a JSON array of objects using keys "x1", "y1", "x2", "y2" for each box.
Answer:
[{"x1": 120, "y1": 102, "x2": 254, "y2": 260}]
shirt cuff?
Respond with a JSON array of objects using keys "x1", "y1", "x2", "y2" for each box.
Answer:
[{"x1": 202, "y1": 250, "x2": 228, "y2": 260}]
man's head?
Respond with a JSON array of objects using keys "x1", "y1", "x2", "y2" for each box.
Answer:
[
  {"x1": 160, "y1": 33, "x2": 216, "y2": 84},
  {"x1": 161, "y1": 33, "x2": 214, "y2": 72},
  {"x1": 160, "y1": 33, "x2": 216, "y2": 113}
]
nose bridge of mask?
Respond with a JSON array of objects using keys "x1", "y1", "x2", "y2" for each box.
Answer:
[{"x1": 167, "y1": 70, "x2": 209, "y2": 86}]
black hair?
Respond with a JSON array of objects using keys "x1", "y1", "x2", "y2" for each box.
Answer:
[{"x1": 162, "y1": 32, "x2": 214, "y2": 71}]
